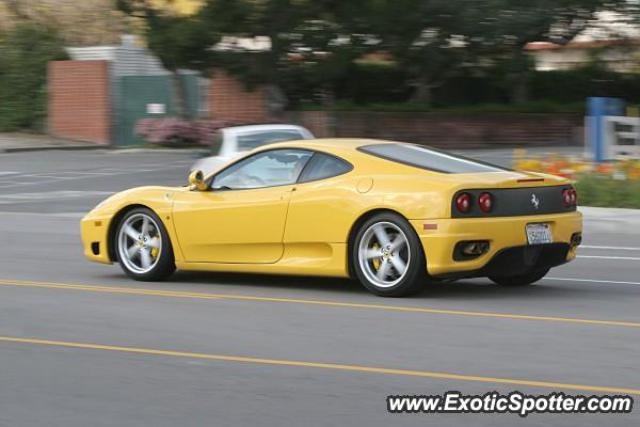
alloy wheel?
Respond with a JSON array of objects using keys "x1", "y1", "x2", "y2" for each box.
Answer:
[
  {"x1": 357, "y1": 221, "x2": 411, "y2": 288},
  {"x1": 117, "y1": 213, "x2": 162, "y2": 274}
]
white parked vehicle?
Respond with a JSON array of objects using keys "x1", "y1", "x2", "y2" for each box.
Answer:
[{"x1": 191, "y1": 124, "x2": 315, "y2": 175}]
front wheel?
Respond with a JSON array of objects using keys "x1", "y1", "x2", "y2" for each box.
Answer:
[
  {"x1": 489, "y1": 268, "x2": 549, "y2": 287},
  {"x1": 115, "y1": 208, "x2": 175, "y2": 281},
  {"x1": 352, "y1": 213, "x2": 426, "y2": 297}
]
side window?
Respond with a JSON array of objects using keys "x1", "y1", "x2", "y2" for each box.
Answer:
[
  {"x1": 236, "y1": 131, "x2": 305, "y2": 151},
  {"x1": 299, "y1": 153, "x2": 353, "y2": 183},
  {"x1": 212, "y1": 149, "x2": 312, "y2": 190}
]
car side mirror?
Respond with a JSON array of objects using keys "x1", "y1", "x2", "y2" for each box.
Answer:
[{"x1": 188, "y1": 170, "x2": 208, "y2": 191}]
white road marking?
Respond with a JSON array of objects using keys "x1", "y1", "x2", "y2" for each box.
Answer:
[
  {"x1": 0, "y1": 171, "x2": 19, "y2": 176},
  {"x1": 577, "y1": 255, "x2": 640, "y2": 261},
  {"x1": 546, "y1": 277, "x2": 640, "y2": 286},
  {"x1": 580, "y1": 245, "x2": 640, "y2": 251},
  {"x1": 0, "y1": 211, "x2": 85, "y2": 218},
  {"x1": 0, "y1": 161, "x2": 192, "y2": 189},
  {"x1": 0, "y1": 190, "x2": 113, "y2": 204}
]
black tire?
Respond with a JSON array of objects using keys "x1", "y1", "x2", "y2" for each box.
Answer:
[
  {"x1": 351, "y1": 212, "x2": 426, "y2": 297},
  {"x1": 489, "y1": 268, "x2": 549, "y2": 287},
  {"x1": 114, "y1": 207, "x2": 176, "y2": 281}
]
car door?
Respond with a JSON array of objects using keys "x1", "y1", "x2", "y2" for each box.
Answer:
[
  {"x1": 173, "y1": 149, "x2": 313, "y2": 264},
  {"x1": 284, "y1": 152, "x2": 355, "y2": 244}
]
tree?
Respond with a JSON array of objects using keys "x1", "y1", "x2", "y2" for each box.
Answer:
[
  {"x1": 0, "y1": 0, "x2": 126, "y2": 45},
  {"x1": 348, "y1": 0, "x2": 467, "y2": 104},
  {"x1": 0, "y1": 22, "x2": 68, "y2": 131},
  {"x1": 200, "y1": 0, "x2": 372, "y2": 108},
  {"x1": 117, "y1": 0, "x2": 220, "y2": 117},
  {"x1": 463, "y1": 0, "x2": 628, "y2": 102},
  {"x1": 120, "y1": 0, "x2": 631, "y2": 110}
]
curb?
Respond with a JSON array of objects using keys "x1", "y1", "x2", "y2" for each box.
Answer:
[
  {"x1": 1, "y1": 146, "x2": 209, "y2": 155},
  {"x1": 1, "y1": 145, "x2": 107, "y2": 153},
  {"x1": 107, "y1": 148, "x2": 208, "y2": 155},
  {"x1": 580, "y1": 206, "x2": 640, "y2": 217},
  {"x1": 580, "y1": 206, "x2": 640, "y2": 233}
]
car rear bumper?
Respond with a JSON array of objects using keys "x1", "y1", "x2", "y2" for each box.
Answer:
[{"x1": 410, "y1": 211, "x2": 582, "y2": 277}]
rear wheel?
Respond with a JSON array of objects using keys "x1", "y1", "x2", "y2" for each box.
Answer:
[
  {"x1": 115, "y1": 208, "x2": 175, "y2": 281},
  {"x1": 352, "y1": 213, "x2": 425, "y2": 297},
  {"x1": 489, "y1": 268, "x2": 549, "y2": 287}
]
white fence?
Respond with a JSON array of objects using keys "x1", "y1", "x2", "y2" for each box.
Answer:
[{"x1": 603, "y1": 116, "x2": 640, "y2": 159}]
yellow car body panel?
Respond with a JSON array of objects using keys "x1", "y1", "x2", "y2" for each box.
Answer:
[
  {"x1": 81, "y1": 186, "x2": 184, "y2": 264},
  {"x1": 81, "y1": 138, "x2": 583, "y2": 280},
  {"x1": 410, "y1": 211, "x2": 582, "y2": 276},
  {"x1": 172, "y1": 185, "x2": 293, "y2": 263}
]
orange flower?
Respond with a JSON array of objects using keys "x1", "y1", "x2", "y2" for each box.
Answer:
[{"x1": 595, "y1": 163, "x2": 614, "y2": 174}]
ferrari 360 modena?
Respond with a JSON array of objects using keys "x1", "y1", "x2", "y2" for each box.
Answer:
[{"x1": 81, "y1": 139, "x2": 582, "y2": 297}]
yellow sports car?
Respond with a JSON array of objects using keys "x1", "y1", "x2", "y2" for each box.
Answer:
[{"x1": 81, "y1": 139, "x2": 582, "y2": 297}]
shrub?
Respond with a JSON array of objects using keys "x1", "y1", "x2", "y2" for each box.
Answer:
[
  {"x1": 575, "y1": 175, "x2": 640, "y2": 209},
  {"x1": 300, "y1": 100, "x2": 584, "y2": 113},
  {"x1": 0, "y1": 23, "x2": 68, "y2": 131},
  {"x1": 135, "y1": 118, "x2": 234, "y2": 147},
  {"x1": 514, "y1": 154, "x2": 640, "y2": 208}
]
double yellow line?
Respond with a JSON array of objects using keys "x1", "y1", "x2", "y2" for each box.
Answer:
[
  {"x1": 1, "y1": 278, "x2": 639, "y2": 329},
  {"x1": 1, "y1": 278, "x2": 639, "y2": 395},
  {"x1": 1, "y1": 335, "x2": 639, "y2": 395}
]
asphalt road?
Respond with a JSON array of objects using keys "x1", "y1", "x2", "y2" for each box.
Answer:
[{"x1": 0, "y1": 148, "x2": 638, "y2": 427}]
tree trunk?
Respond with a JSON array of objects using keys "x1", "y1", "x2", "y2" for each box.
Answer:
[
  {"x1": 321, "y1": 87, "x2": 337, "y2": 137},
  {"x1": 171, "y1": 71, "x2": 187, "y2": 118},
  {"x1": 510, "y1": 72, "x2": 530, "y2": 104},
  {"x1": 411, "y1": 79, "x2": 433, "y2": 104},
  {"x1": 508, "y1": 50, "x2": 531, "y2": 104}
]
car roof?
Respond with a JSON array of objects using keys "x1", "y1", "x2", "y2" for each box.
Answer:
[
  {"x1": 252, "y1": 138, "x2": 409, "y2": 166},
  {"x1": 222, "y1": 124, "x2": 309, "y2": 134},
  {"x1": 260, "y1": 138, "x2": 388, "y2": 153}
]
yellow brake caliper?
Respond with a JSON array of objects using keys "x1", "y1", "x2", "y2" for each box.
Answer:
[
  {"x1": 150, "y1": 237, "x2": 160, "y2": 258},
  {"x1": 371, "y1": 243, "x2": 381, "y2": 270}
]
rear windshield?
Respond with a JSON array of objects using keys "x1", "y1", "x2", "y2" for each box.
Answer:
[{"x1": 358, "y1": 143, "x2": 509, "y2": 174}]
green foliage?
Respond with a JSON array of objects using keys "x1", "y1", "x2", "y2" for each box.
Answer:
[
  {"x1": 145, "y1": 13, "x2": 218, "y2": 73},
  {"x1": 300, "y1": 100, "x2": 584, "y2": 114},
  {"x1": 530, "y1": 66, "x2": 640, "y2": 102},
  {"x1": 293, "y1": 63, "x2": 640, "y2": 112},
  {"x1": 206, "y1": 0, "x2": 369, "y2": 101},
  {"x1": 120, "y1": 0, "x2": 631, "y2": 110},
  {"x1": 575, "y1": 175, "x2": 640, "y2": 209},
  {"x1": 432, "y1": 66, "x2": 640, "y2": 109},
  {"x1": 0, "y1": 23, "x2": 68, "y2": 131}
]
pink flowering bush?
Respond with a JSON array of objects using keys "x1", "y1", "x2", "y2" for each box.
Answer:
[{"x1": 135, "y1": 118, "x2": 235, "y2": 147}]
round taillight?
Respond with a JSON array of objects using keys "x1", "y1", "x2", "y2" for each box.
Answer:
[
  {"x1": 562, "y1": 188, "x2": 577, "y2": 207},
  {"x1": 478, "y1": 192, "x2": 493, "y2": 213},
  {"x1": 455, "y1": 193, "x2": 472, "y2": 213}
]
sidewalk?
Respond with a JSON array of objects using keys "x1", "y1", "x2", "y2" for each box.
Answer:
[
  {"x1": 581, "y1": 206, "x2": 640, "y2": 237},
  {"x1": 578, "y1": 206, "x2": 640, "y2": 224},
  {"x1": 0, "y1": 133, "x2": 102, "y2": 153}
]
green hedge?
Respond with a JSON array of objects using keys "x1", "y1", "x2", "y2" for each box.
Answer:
[
  {"x1": 298, "y1": 63, "x2": 640, "y2": 111},
  {"x1": 576, "y1": 175, "x2": 640, "y2": 209},
  {"x1": 0, "y1": 23, "x2": 68, "y2": 132},
  {"x1": 300, "y1": 100, "x2": 585, "y2": 113}
]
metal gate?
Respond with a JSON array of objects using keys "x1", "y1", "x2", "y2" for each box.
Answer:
[{"x1": 114, "y1": 75, "x2": 200, "y2": 146}]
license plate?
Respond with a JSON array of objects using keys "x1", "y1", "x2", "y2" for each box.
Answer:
[{"x1": 526, "y1": 223, "x2": 552, "y2": 245}]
